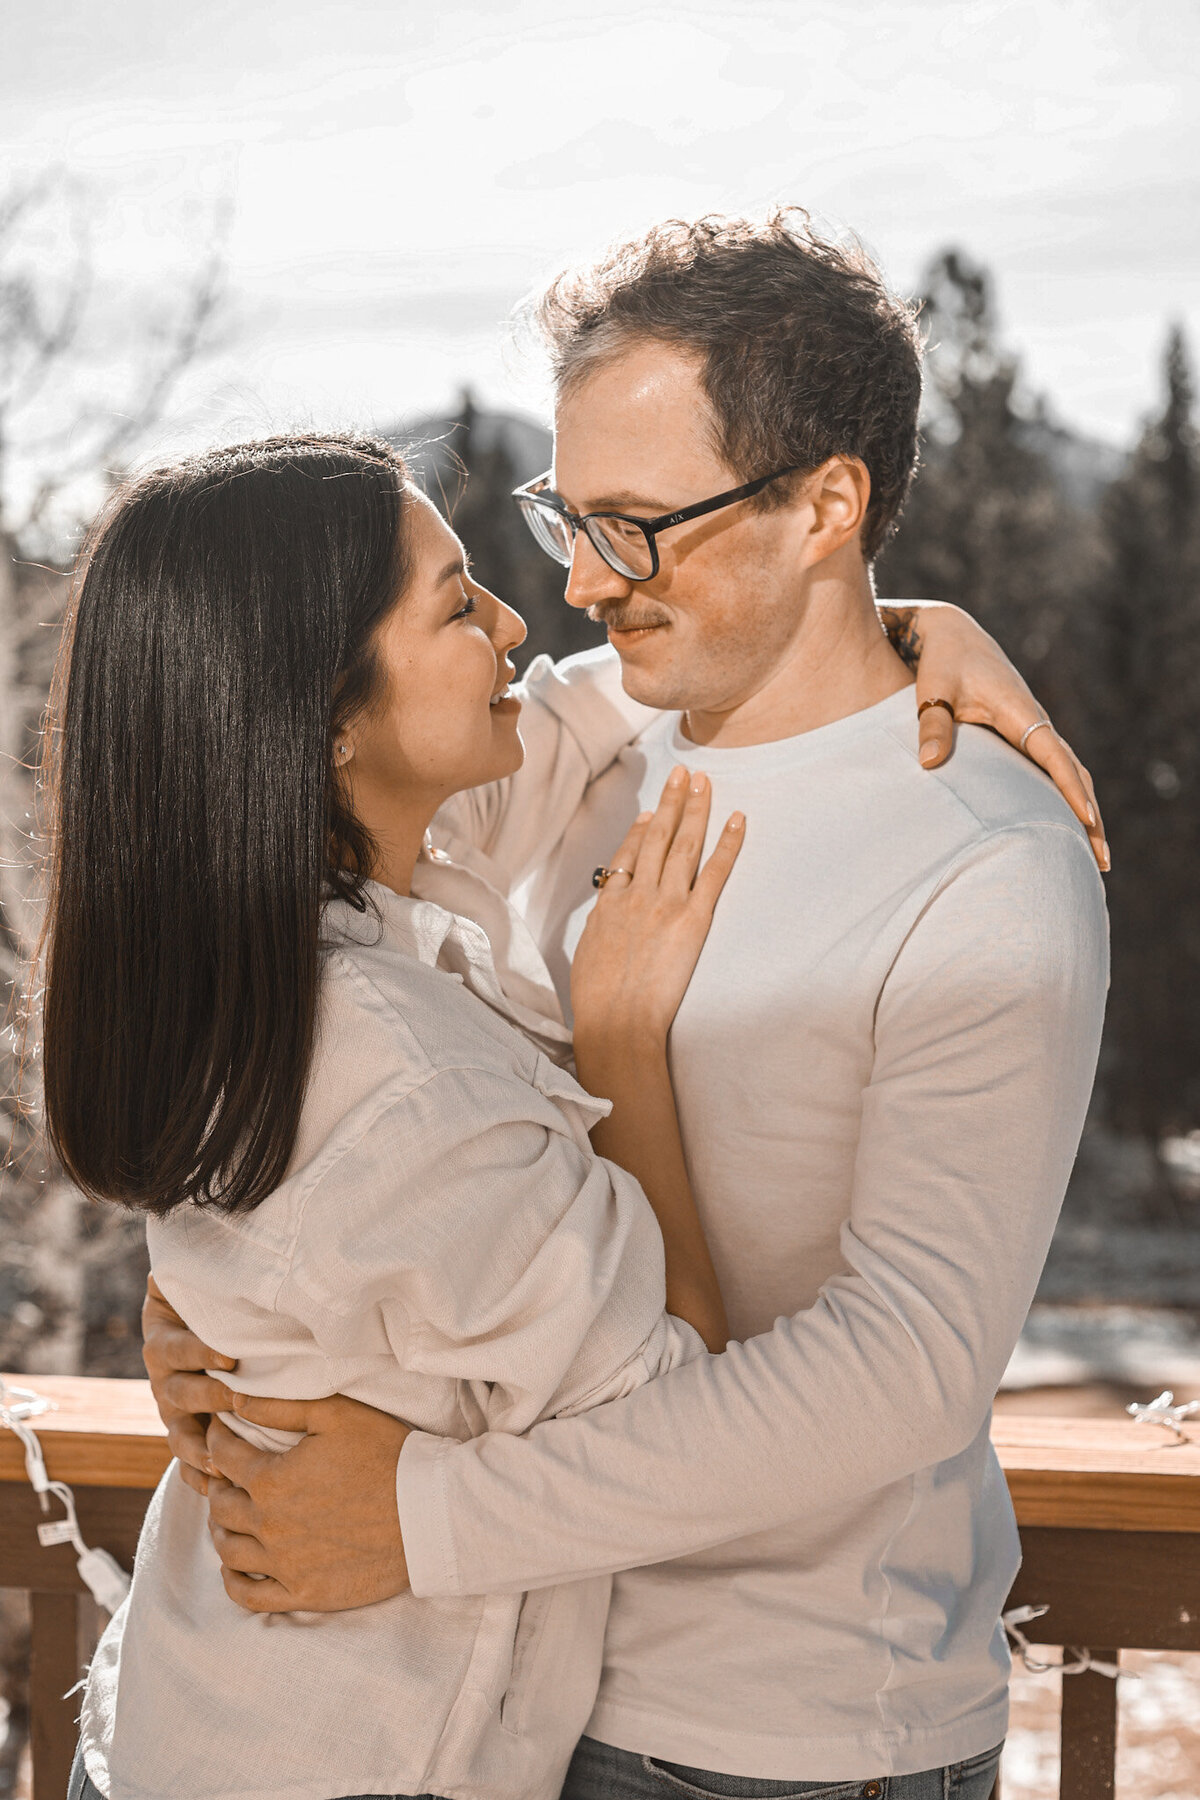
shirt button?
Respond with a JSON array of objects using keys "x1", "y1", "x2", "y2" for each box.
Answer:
[{"x1": 862, "y1": 1786, "x2": 883, "y2": 1798}]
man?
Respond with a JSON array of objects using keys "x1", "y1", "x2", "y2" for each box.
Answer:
[{"x1": 149, "y1": 210, "x2": 1108, "y2": 1798}]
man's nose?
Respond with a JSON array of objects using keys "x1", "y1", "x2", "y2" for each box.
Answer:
[{"x1": 563, "y1": 529, "x2": 635, "y2": 613}]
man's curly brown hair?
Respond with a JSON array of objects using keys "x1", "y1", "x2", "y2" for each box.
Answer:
[{"x1": 534, "y1": 208, "x2": 922, "y2": 561}]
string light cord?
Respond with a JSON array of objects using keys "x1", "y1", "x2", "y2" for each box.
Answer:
[
  {"x1": 1126, "y1": 1390, "x2": 1200, "y2": 1442},
  {"x1": 0, "y1": 1376, "x2": 132, "y2": 1615},
  {"x1": 1002, "y1": 1604, "x2": 1123, "y2": 1680}
]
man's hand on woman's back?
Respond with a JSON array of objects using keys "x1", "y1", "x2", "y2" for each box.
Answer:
[{"x1": 142, "y1": 1275, "x2": 412, "y2": 1612}]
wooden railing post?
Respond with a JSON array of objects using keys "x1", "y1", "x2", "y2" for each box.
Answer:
[
  {"x1": 1058, "y1": 1653, "x2": 1119, "y2": 1800},
  {"x1": 29, "y1": 1591, "x2": 81, "y2": 1800}
]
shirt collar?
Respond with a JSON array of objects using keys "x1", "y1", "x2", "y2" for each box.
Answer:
[{"x1": 324, "y1": 847, "x2": 573, "y2": 1060}]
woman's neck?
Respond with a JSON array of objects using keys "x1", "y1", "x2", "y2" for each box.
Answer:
[
  {"x1": 351, "y1": 787, "x2": 439, "y2": 899},
  {"x1": 369, "y1": 819, "x2": 429, "y2": 898}
]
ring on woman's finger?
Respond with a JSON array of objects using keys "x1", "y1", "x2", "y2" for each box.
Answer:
[
  {"x1": 1020, "y1": 717, "x2": 1052, "y2": 752},
  {"x1": 916, "y1": 697, "x2": 955, "y2": 721},
  {"x1": 592, "y1": 865, "x2": 634, "y2": 889}
]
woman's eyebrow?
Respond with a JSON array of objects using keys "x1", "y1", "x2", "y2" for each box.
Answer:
[{"x1": 437, "y1": 555, "x2": 467, "y2": 586}]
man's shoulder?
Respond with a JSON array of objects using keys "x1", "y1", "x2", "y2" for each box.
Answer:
[
  {"x1": 854, "y1": 701, "x2": 1107, "y2": 961},
  {"x1": 875, "y1": 699, "x2": 1089, "y2": 849}
]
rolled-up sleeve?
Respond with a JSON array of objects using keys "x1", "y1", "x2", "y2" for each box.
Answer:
[
  {"x1": 396, "y1": 822, "x2": 1108, "y2": 1598},
  {"x1": 279, "y1": 1060, "x2": 689, "y2": 1440}
]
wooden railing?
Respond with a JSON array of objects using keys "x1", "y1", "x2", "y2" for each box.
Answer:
[{"x1": 4, "y1": 1381, "x2": 1200, "y2": 1800}]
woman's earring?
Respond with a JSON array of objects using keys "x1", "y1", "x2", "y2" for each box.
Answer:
[{"x1": 336, "y1": 743, "x2": 350, "y2": 760}]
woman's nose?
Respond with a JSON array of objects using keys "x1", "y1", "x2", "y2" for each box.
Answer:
[{"x1": 495, "y1": 596, "x2": 526, "y2": 656}]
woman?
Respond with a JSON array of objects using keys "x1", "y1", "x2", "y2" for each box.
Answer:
[
  {"x1": 47, "y1": 431, "x2": 742, "y2": 1800},
  {"x1": 47, "y1": 432, "x2": 1094, "y2": 1800}
]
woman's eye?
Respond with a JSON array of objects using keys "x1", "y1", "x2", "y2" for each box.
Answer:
[{"x1": 453, "y1": 591, "x2": 478, "y2": 620}]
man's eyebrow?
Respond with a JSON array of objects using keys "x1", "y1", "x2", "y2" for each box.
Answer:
[{"x1": 580, "y1": 490, "x2": 670, "y2": 513}]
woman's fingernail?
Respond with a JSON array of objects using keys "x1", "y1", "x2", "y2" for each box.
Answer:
[
  {"x1": 636, "y1": 810, "x2": 653, "y2": 824},
  {"x1": 728, "y1": 812, "x2": 745, "y2": 830},
  {"x1": 668, "y1": 766, "x2": 688, "y2": 788},
  {"x1": 1086, "y1": 804, "x2": 1098, "y2": 827},
  {"x1": 919, "y1": 742, "x2": 940, "y2": 767},
  {"x1": 689, "y1": 772, "x2": 708, "y2": 794},
  {"x1": 1101, "y1": 842, "x2": 1111, "y2": 870}
]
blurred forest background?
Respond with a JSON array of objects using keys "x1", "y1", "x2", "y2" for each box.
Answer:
[{"x1": 2, "y1": 177, "x2": 1199, "y2": 1414}]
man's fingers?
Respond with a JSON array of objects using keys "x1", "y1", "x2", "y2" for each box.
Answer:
[
  {"x1": 917, "y1": 703, "x2": 955, "y2": 770},
  {"x1": 205, "y1": 1414, "x2": 278, "y2": 1487},
  {"x1": 163, "y1": 1371, "x2": 235, "y2": 1417},
  {"x1": 220, "y1": 1566, "x2": 295, "y2": 1613},
  {"x1": 145, "y1": 1320, "x2": 237, "y2": 1381},
  {"x1": 177, "y1": 1461, "x2": 209, "y2": 1498},
  {"x1": 167, "y1": 1413, "x2": 214, "y2": 1477},
  {"x1": 231, "y1": 1392, "x2": 318, "y2": 1434},
  {"x1": 143, "y1": 1275, "x2": 238, "y2": 1374},
  {"x1": 209, "y1": 1522, "x2": 271, "y2": 1575},
  {"x1": 206, "y1": 1473, "x2": 261, "y2": 1535}
]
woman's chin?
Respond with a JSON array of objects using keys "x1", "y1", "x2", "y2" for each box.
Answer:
[{"x1": 481, "y1": 718, "x2": 526, "y2": 782}]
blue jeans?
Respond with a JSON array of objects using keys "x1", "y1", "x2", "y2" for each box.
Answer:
[
  {"x1": 68, "y1": 1742, "x2": 446, "y2": 1800},
  {"x1": 560, "y1": 1735, "x2": 1003, "y2": 1800}
]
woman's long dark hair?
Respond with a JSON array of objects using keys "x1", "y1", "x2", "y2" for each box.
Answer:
[{"x1": 41, "y1": 433, "x2": 412, "y2": 1216}]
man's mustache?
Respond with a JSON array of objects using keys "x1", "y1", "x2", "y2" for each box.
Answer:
[{"x1": 588, "y1": 606, "x2": 671, "y2": 631}]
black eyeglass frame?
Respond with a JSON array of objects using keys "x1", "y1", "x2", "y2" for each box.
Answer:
[{"x1": 512, "y1": 464, "x2": 803, "y2": 582}]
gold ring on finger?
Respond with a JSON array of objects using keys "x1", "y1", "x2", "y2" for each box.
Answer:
[
  {"x1": 917, "y1": 697, "x2": 955, "y2": 721},
  {"x1": 592, "y1": 865, "x2": 634, "y2": 889}
]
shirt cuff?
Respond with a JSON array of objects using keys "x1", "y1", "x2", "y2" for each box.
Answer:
[{"x1": 395, "y1": 1430, "x2": 462, "y2": 1599}]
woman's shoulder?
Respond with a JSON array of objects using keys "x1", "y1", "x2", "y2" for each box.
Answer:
[
  {"x1": 291, "y1": 922, "x2": 604, "y2": 1202},
  {"x1": 150, "y1": 911, "x2": 609, "y2": 1301},
  {"x1": 325, "y1": 922, "x2": 543, "y2": 1086}
]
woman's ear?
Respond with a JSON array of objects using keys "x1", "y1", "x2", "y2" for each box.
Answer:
[{"x1": 334, "y1": 740, "x2": 356, "y2": 766}]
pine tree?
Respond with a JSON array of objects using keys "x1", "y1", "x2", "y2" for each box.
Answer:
[
  {"x1": 1097, "y1": 326, "x2": 1200, "y2": 1136},
  {"x1": 877, "y1": 249, "x2": 1102, "y2": 746}
]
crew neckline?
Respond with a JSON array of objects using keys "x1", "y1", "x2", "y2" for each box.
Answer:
[{"x1": 662, "y1": 682, "x2": 916, "y2": 772}]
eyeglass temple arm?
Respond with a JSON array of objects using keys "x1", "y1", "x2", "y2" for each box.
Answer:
[
  {"x1": 513, "y1": 466, "x2": 801, "y2": 532},
  {"x1": 642, "y1": 467, "x2": 802, "y2": 533}
]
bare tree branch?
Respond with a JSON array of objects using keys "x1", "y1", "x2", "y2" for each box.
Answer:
[{"x1": 0, "y1": 176, "x2": 229, "y2": 551}]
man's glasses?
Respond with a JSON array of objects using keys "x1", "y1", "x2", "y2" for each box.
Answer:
[{"x1": 512, "y1": 465, "x2": 802, "y2": 582}]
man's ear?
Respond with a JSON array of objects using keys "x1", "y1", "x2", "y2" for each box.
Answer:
[{"x1": 800, "y1": 456, "x2": 871, "y2": 560}]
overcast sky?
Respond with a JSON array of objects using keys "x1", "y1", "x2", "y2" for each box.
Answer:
[{"x1": 4, "y1": 0, "x2": 1198, "y2": 479}]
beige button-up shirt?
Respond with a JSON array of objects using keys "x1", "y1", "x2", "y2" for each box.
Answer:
[{"x1": 80, "y1": 656, "x2": 700, "y2": 1800}]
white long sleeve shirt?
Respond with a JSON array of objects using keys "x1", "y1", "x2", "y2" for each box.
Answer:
[
  {"x1": 398, "y1": 650, "x2": 1110, "y2": 1783},
  {"x1": 79, "y1": 655, "x2": 702, "y2": 1800}
]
